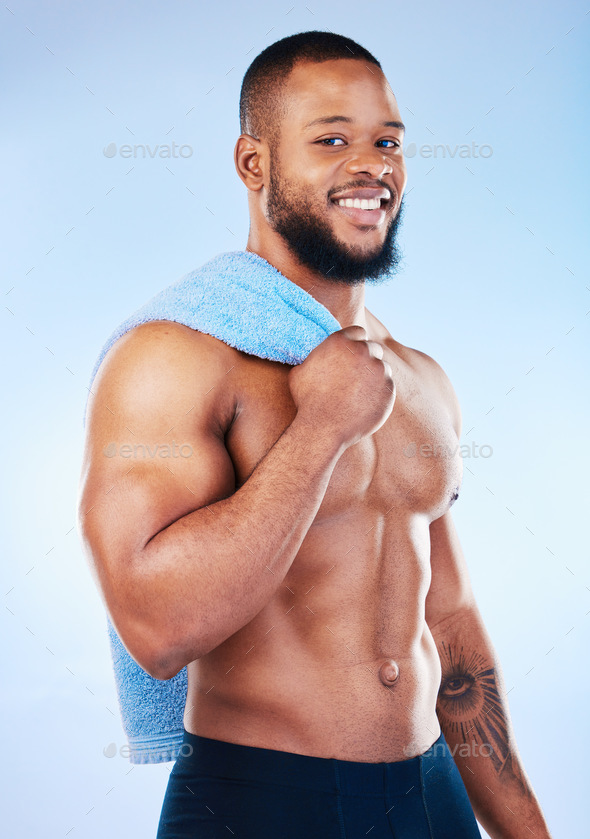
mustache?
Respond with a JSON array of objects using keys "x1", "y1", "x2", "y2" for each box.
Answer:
[{"x1": 328, "y1": 180, "x2": 394, "y2": 201}]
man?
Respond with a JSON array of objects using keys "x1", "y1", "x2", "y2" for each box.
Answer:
[{"x1": 78, "y1": 31, "x2": 552, "y2": 838}]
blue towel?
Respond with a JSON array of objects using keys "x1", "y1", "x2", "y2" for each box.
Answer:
[{"x1": 84, "y1": 249, "x2": 342, "y2": 763}]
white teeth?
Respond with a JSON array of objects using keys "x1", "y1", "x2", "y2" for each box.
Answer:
[{"x1": 337, "y1": 197, "x2": 382, "y2": 210}]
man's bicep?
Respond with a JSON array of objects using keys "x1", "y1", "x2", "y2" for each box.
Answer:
[
  {"x1": 425, "y1": 510, "x2": 477, "y2": 631},
  {"x1": 77, "y1": 322, "x2": 236, "y2": 602}
]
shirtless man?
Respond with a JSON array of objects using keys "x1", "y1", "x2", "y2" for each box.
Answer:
[{"x1": 78, "y1": 31, "x2": 552, "y2": 838}]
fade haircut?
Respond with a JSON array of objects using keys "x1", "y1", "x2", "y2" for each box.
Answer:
[{"x1": 239, "y1": 31, "x2": 382, "y2": 149}]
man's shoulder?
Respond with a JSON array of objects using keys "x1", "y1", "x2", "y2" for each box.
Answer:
[
  {"x1": 87, "y1": 320, "x2": 240, "y2": 440},
  {"x1": 366, "y1": 309, "x2": 461, "y2": 436},
  {"x1": 402, "y1": 346, "x2": 462, "y2": 438},
  {"x1": 93, "y1": 321, "x2": 242, "y2": 413},
  {"x1": 107, "y1": 320, "x2": 239, "y2": 371}
]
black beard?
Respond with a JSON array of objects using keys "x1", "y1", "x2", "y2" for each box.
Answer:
[{"x1": 266, "y1": 159, "x2": 405, "y2": 285}]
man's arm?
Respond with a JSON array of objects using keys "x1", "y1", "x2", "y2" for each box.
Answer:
[
  {"x1": 426, "y1": 512, "x2": 552, "y2": 838},
  {"x1": 418, "y1": 351, "x2": 552, "y2": 837},
  {"x1": 78, "y1": 321, "x2": 393, "y2": 681}
]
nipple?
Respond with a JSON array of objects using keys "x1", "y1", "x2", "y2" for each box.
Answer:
[{"x1": 378, "y1": 659, "x2": 400, "y2": 687}]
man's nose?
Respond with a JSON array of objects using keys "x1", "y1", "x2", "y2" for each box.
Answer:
[{"x1": 345, "y1": 149, "x2": 393, "y2": 179}]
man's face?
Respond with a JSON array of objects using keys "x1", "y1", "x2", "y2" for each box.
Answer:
[{"x1": 263, "y1": 59, "x2": 408, "y2": 285}]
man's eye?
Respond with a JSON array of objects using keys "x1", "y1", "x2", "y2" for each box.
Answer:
[
  {"x1": 378, "y1": 139, "x2": 401, "y2": 149},
  {"x1": 317, "y1": 138, "x2": 345, "y2": 146}
]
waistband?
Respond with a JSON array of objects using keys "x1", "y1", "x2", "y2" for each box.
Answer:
[{"x1": 174, "y1": 728, "x2": 449, "y2": 796}]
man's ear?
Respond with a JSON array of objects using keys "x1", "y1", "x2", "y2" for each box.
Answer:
[{"x1": 234, "y1": 134, "x2": 266, "y2": 192}]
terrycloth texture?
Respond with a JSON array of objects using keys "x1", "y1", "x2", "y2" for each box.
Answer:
[{"x1": 84, "y1": 250, "x2": 342, "y2": 764}]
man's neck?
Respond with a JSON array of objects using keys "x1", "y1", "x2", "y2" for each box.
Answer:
[{"x1": 245, "y1": 238, "x2": 368, "y2": 331}]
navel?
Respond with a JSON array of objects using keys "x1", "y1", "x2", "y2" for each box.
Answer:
[{"x1": 378, "y1": 658, "x2": 400, "y2": 687}]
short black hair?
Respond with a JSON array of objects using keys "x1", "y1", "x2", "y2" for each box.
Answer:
[{"x1": 239, "y1": 31, "x2": 382, "y2": 147}]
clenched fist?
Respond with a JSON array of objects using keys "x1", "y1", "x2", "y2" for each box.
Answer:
[{"x1": 288, "y1": 325, "x2": 396, "y2": 451}]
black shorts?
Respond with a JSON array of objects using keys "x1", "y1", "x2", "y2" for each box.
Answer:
[{"x1": 157, "y1": 728, "x2": 481, "y2": 838}]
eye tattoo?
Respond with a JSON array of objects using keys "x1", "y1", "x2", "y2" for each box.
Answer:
[
  {"x1": 437, "y1": 641, "x2": 530, "y2": 796},
  {"x1": 438, "y1": 647, "x2": 487, "y2": 724}
]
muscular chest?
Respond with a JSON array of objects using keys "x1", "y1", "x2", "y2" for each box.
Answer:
[{"x1": 225, "y1": 349, "x2": 462, "y2": 524}]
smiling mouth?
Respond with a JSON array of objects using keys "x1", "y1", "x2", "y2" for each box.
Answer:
[
  {"x1": 330, "y1": 196, "x2": 390, "y2": 224},
  {"x1": 335, "y1": 196, "x2": 384, "y2": 210}
]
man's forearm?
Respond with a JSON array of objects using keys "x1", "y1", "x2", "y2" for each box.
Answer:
[
  {"x1": 119, "y1": 413, "x2": 343, "y2": 678},
  {"x1": 430, "y1": 607, "x2": 552, "y2": 838}
]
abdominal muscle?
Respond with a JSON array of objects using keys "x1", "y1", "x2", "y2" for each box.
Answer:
[{"x1": 184, "y1": 509, "x2": 443, "y2": 763}]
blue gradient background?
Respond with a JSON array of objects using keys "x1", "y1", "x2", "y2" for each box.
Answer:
[{"x1": 1, "y1": 1, "x2": 588, "y2": 836}]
